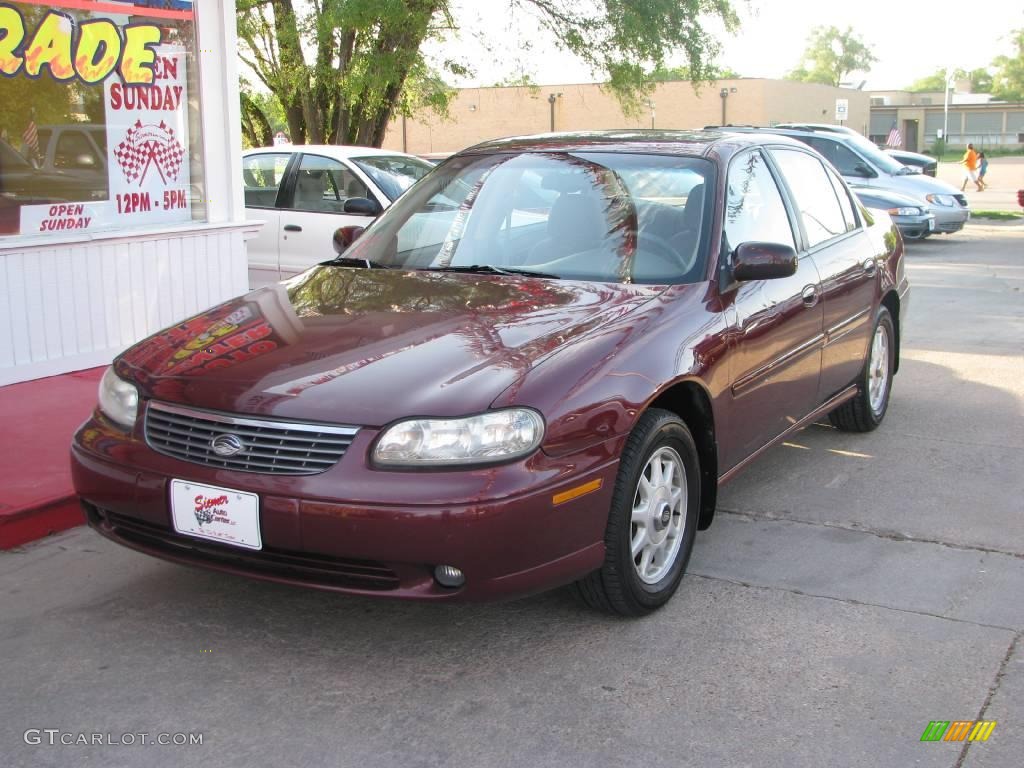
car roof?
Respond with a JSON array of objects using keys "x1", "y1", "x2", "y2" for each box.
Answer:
[
  {"x1": 243, "y1": 144, "x2": 423, "y2": 161},
  {"x1": 773, "y1": 123, "x2": 860, "y2": 135},
  {"x1": 456, "y1": 129, "x2": 808, "y2": 157}
]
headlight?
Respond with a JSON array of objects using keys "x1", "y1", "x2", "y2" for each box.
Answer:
[
  {"x1": 926, "y1": 194, "x2": 956, "y2": 207},
  {"x1": 98, "y1": 366, "x2": 139, "y2": 429},
  {"x1": 373, "y1": 409, "x2": 545, "y2": 467},
  {"x1": 887, "y1": 207, "x2": 923, "y2": 216}
]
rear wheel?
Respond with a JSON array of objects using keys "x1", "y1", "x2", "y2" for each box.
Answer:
[
  {"x1": 574, "y1": 409, "x2": 700, "y2": 616},
  {"x1": 828, "y1": 307, "x2": 895, "y2": 432}
]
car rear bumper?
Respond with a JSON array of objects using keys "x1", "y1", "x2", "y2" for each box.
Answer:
[{"x1": 71, "y1": 417, "x2": 618, "y2": 602}]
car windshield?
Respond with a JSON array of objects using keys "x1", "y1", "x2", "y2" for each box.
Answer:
[
  {"x1": 843, "y1": 134, "x2": 911, "y2": 175},
  {"x1": 340, "y1": 151, "x2": 714, "y2": 284},
  {"x1": 351, "y1": 155, "x2": 434, "y2": 201}
]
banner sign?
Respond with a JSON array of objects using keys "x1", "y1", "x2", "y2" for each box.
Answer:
[{"x1": 1, "y1": 2, "x2": 195, "y2": 236}]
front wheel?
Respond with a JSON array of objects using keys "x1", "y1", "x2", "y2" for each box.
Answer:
[
  {"x1": 828, "y1": 306, "x2": 895, "y2": 432},
  {"x1": 574, "y1": 409, "x2": 700, "y2": 616}
]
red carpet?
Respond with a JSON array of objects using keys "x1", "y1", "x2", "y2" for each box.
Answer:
[{"x1": 0, "y1": 367, "x2": 104, "y2": 548}]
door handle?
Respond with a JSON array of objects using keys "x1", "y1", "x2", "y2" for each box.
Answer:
[
  {"x1": 862, "y1": 258, "x2": 877, "y2": 275},
  {"x1": 801, "y1": 284, "x2": 819, "y2": 308},
  {"x1": 283, "y1": 224, "x2": 302, "y2": 232}
]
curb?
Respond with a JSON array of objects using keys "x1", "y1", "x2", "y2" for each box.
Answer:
[{"x1": 0, "y1": 496, "x2": 84, "y2": 550}]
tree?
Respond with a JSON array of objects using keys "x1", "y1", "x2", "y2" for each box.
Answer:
[
  {"x1": 786, "y1": 26, "x2": 876, "y2": 87},
  {"x1": 907, "y1": 67, "x2": 992, "y2": 93},
  {"x1": 990, "y1": 29, "x2": 1024, "y2": 102},
  {"x1": 237, "y1": 0, "x2": 739, "y2": 147},
  {"x1": 648, "y1": 64, "x2": 741, "y2": 82}
]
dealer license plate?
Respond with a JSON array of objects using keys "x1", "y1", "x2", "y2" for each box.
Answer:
[{"x1": 170, "y1": 480, "x2": 262, "y2": 550}]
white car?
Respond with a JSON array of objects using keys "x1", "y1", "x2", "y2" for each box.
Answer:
[{"x1": 242, "y1": 145, "x2": 433, "y2": 288}]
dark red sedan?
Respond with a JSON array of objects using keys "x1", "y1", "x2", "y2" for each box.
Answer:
[{"x1": 72, "y1": 130, "x2": 909, "y2": 615}]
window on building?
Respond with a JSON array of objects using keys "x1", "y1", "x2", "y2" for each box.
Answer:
[{"x1": 0, "y1": 1, "x2": 205, "y2": 239}]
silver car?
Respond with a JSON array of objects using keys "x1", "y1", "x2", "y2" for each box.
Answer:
[{"x1": 719, "y1": 125, "x2": 969, "y2": 234}]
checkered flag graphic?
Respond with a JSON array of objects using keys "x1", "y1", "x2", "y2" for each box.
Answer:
[{"x1": 114, "y1": 120, "x2": 186, "y2": 186}]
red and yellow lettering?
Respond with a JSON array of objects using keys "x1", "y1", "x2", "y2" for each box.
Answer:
[
  {"x1": 23, "y1": 11, "x2": 75, "y2": 80},
  {"x1": 75, "y1": 19, "x2": 120, "y2": 84},
  {"x1": 0, "y1": 5, "x2": 25, "y2": 76},
  {"x1": 120, "y1": 24, "x2": 161, "y2": 84}
]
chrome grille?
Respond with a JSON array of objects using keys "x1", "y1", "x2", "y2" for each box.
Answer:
[{"x1": 145, "y1": 401, "x2": 358, "y2": 475}]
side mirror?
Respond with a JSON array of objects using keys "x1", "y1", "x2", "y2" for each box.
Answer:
[
  {"x1": 732, "y1": 242, "x2": 798, "y2": 282},
  {"x1": 333, "y1": 225, "x2": 365, "y2": 254},
  {"x1": 852, "y1": 162, "x2": 877, "y2": 179},
  {"x1": 343, "y1": 196, "x2": 382, "y2": 216}
]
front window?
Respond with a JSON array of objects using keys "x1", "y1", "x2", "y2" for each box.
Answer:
[
  {"x1": 350, "y1": 155, "x2": 434, "y2": 201},
  {"x1": 342, "y1": 151, "x2": 714, "y2": 284},
  {"x1": 0, "y1": 1, "x2": 205, "y2": 239}
]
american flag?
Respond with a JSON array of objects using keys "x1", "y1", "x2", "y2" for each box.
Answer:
[
  {"x1": 22, "y1": 113, "x2": 39, "y2": 160},
  {"x1": 885, "y1": 123, "x2": 902, "y2": 149}
]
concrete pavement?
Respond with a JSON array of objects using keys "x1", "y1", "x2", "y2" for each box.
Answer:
[{"x1": 1, "y1": 223, "x2": 1021, "y2": 767}]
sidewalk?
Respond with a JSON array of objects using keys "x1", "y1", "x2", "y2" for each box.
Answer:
[{"x1": 0, "y1": 367, "x2": 103, "y2": 549}]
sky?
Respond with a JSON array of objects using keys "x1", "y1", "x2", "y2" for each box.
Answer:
[{"x1": 427, "y1": 0, "x2": 1024, "y2": 91}]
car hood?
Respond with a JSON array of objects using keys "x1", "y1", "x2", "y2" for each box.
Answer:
[
  {"x1": 851, "y1": 186, "x2": 928, "y2": 209},
  {"x1": 117, "y1": 266, "x2": 664, "y2": 426},
  {"x1": 872, "y1": 173, "x2": 963, "y2": 200}
]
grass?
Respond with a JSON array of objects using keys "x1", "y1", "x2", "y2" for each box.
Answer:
[
  {"x1": 969, "y1": 210, "x2": 1023, "y2": 220},
  {"x1": 930, "y1": 148, "x2": 1024, "y2": 162}
]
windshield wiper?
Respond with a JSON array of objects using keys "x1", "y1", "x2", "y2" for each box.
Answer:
[
  {"x1": 325, "y1": 256, "x2": 394, "y2": 269},
  {"x1": 425, "y1": 264, "x2": 560, "y2": 279}
]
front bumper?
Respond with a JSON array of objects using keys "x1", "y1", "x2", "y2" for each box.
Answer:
[
  {"x1": 927, "y1": 204, "x2": 969, "y2": 234},
  {"x1": 892, "y1": 213, "x2": 935, "y2": 240},
  {"x1": 71, "y1": 414, "x2": 619, "y2": 602}
]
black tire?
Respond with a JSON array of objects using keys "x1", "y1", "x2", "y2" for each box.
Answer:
[
  {"x1": 828, "y1": 307, "x2": 895, "y2": 432},
  {"x1": 574, "y1": 409, "x2": 700, "y2": 617}
]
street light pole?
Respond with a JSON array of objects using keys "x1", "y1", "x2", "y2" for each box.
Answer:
[
  {"x1": 943, "y1": 66, "x2": 951, "y2": 148},
  {"x1": 547, "y1": 93, "x2": 557, "y2": 132},
  {"x1": 720, "y1": 87, "x2": 728, "y2": 125}
]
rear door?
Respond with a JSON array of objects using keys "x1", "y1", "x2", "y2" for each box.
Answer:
[
  {"x1": 722, "y1": 148, "x2": 824, "y2": 468},
  {"x1": 242, "y1": 151, "x2": 293, "y2": 288},
  {"x1": 276, "y1": 153, "x2": 385, "y2": 278},
  {"x1": 769, "y1": 148, "x2": 877, "y2": 403}
]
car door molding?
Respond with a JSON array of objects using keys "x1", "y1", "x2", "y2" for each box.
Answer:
[{"x1": 731, "y1": 331, "x2": 825, "y2": 396}]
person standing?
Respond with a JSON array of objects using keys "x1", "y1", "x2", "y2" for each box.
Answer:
[
  {"x1": 977, "y1": 151, "x2": 989, "y2": 190},
  {"x1": 960, "y1": 144, "x2": 983, "y2": 192}
]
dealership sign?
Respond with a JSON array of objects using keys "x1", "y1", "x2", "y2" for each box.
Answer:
[{"x1": 0, "y1": 3, "x2": 194, "y2": 235}]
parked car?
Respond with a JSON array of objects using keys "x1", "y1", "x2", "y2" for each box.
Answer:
[
  {"x1": 242, "y1": 145, "x2": 434, "y2": 288},
  {"x1": 884, "y1": 149, "x2": 937, "y2": 177},
  {"x1": 0, "y1": 134, "x2": 105, "y2": 205},
  {"x1": 717, "y1": 124, "x2": 968, "y2": 234},
  {"x1": 852, "y1": 186, "x2": 935, "y2": 240},
  {"x1": 73, "y1": 129, "x2": 908, "y2": 616}
]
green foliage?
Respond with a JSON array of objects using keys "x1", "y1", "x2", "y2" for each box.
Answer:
[
  {"x1": 647, "y1": 63, "x2": 741, "y2": 82},
  {"x1": 907, "y1": 67, "x2": 992, "y2": 93},
  {"x1": 238, "y1": 0, "x2": 740, "y2": 146},
  {"x1": 786, "y1": 26, "x2": 876, "y2": 87},
  {"x1": 990, "y1": 29, "x2": 1024, "y2": 101}
]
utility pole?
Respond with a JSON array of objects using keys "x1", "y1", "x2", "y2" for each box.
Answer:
[
  {"x1": 719, "y1": 88, "x2": 729, "y2": 125},
  {"x1": 547, "y1": 93, "x2": 561, "y2": 132}
]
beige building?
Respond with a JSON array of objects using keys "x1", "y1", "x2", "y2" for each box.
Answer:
[
  {"x1": 868, "y1": 90, "x2": 1024, "y2": 152},
  {"x1": 382, "y1": 79, "x2": 871, "y2": 155}
]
